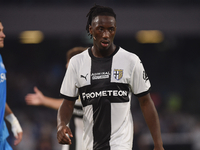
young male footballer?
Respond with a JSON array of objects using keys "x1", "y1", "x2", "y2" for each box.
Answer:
[{"x1": 57, "y1": 5, "x2": 164, "y2": 150}]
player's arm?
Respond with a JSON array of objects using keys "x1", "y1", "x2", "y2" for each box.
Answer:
[
  {"x1": 138, "y1": 93, "x2": 164, "y2": 150},
  {"x1": 40, "y1": 97, "x2": 64, "y2": 110},
  {"x1": 57, "y1": 99, "x2": 75, "y2": 145},
  {"x1": 4, "y1": 103, "x2": 12, "y2": 116},
  {"x1": 5, "y1": 103, "x2": 23, "y2": 146},
  {"x1": 25, "y1": 86, "x2": 63, "y2": 110}
]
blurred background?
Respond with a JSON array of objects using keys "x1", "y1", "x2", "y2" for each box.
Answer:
[{"x1": 0, "y1": 0, "x2": 200, "y2": 150}]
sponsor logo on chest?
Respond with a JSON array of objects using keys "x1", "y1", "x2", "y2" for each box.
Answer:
[
  {"x1": 0, "y1": 73, "x2": 6, "y2": 83},
  {"x1": 91, "y1": 71, "x2": 110, "y2": 80},
  {"x1": 82, "y1": 90, "x2": 128, "y2": 101}
]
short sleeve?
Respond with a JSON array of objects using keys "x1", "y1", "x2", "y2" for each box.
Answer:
[
  {"x1": 60, "y1": 58, "x2": 79, "y2": 101},
  {"x1": 130, "y1": 57, "x2": 151, "y2": 97}
]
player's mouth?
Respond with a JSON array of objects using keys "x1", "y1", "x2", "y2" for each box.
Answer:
[{"x1": 101, "y1": 41, "x2": 109, "y2": 47}]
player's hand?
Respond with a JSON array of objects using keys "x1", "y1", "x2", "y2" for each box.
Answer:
[
  {"x1": 57, "y1": 124, "x2": 73, "y2": 145},
  {"x1": 14, "y1": 131, "x2": 23, "y2": 145},
  {"x1": 5, "y1": 114, "x2": 23, "y2": 145},
  {"x1": 25, "y1": 86, "x2": 44, "y2": 105}
]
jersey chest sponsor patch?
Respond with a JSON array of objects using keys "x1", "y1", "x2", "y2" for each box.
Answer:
[
  {"x1": 0, "y1": 73, "x2": 6, "y2": 83},
  {"x1": 91, "y1": 71, "x2": 110, "y2": 80}
]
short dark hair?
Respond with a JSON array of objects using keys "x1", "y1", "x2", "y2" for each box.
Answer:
[
  {"x1": 86, "y1": 4, "x2": 116, "y2": 38},
  {"x1": 66, "y1": 47, "x2": 88, "y2": 62}
]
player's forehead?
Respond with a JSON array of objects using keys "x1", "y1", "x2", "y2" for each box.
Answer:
[{"x1": 92, "y1": 15, "x2": 116, "y2": 26}]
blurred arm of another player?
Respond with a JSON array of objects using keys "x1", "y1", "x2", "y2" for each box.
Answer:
[
  {"x1": 25, "y1": 86, "x2": 63, "y2": 110},
  {"x1": 57, "y1": 99, "x2": 75, "y2": 145},
  {"x1": 5, "y1": 103, "x2": 23, "y2": 146}
]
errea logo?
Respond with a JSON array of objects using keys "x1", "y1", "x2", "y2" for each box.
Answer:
[{"x1": 0, "y1": 73, "x2": 6, "y2": 83}]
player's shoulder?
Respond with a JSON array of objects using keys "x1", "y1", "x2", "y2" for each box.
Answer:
[
  {"x1": 70, "y1": 48, "x2": 89, "y2": 62},
  {"x1": 118, "y1": 46, "x2": 140, "y2": 61}
]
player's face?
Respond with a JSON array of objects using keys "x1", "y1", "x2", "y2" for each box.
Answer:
[
  {"x1": 89, "y1": 15, "x2": 116, "y2": 51},
  {"x1": 0, "y1": 22, "x2": 6, "y2": 48}
]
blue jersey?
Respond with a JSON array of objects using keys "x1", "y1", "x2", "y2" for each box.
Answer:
[{"x1": 0, "y1": 54, "x2": 9, "y2": 141}]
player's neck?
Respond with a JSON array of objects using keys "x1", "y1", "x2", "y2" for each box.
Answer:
[{"x1": 92, "y1": 44, "x2": 116, "y2": 58}]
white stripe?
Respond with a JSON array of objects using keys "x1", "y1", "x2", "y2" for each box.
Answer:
[
  {"x1": 74, "y1": 117, "x2": 84, "y2": 150},
  {"x1": 82, "y1": 105, "x2": 93, "y2": 150},
  {"x1": 110, "y1": 102, "x2": 133, "y2": 149}
]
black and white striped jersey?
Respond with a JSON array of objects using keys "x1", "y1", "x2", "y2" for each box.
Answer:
[
  {"x1": 60, "y1": 46, "x2": 151, "y2": 150},
  {"x1": 62, "y1": 99, "x2": 83, "y2": 150}
]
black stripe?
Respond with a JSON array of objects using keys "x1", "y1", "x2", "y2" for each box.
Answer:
[
  {"x1": 134, "y1": 88, "x2": 150, "y2": 97},
  {"x1": 69, "y1": 116, "x2": 76, "y2": 150},
  {"x1": 79, "y1": 83, "x2": 130, "y2": 107},
  {"x1": 73, "y1": 105, "x2": 83, "y2": 118},
  {"x1": 90, "y1": 51, "x2": 113, "y2": 150},
  {"x1": 93, "y1": 98, "x2": 111, "y2": 150},
  {"x1": 79, "y1": 83, "x2": 129, "y2": 149},
  {"x1": 78, "y1": 46, "x2": 128, "y2": 149},
  {"x1": 88, "y1": 46, "x2": 119, "y2": 59},
  {"x1": 60, "y1": 93, "x2": 78, "y2": 101}
]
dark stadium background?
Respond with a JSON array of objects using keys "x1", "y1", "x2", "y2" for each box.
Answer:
[{"x1": 1, "y1": 0, "x2": 200, "y2": 150}]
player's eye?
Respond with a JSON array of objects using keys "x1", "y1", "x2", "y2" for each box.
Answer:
[
  {"x1": 109, "y1": 28, "x2": 114, "y2": 32},
  {"x1": 98, "y1": 27, "x2": 103, "y2": 31}
]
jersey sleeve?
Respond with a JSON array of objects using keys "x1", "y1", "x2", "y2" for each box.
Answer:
[
  {"x1": 130, "y1": 56, "x2": 151, "y2": 97},
  {"x1": 60, "y1": 58, "x2": 79, "y2": 101}
]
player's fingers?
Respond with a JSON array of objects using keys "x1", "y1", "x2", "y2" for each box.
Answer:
[
  {"x1": 25, "y1": 98, "x2": 34, "y2": 104},
  {"x1": 34, "y1": 86, "x2": 41, "y2": 93},
  {"x1": 25, "y1": 94, "x2": 35, "y2": 100},
  {"x1": 57, "y1": 131, "x2": 71, "y2": 144},
  {"x1": 58, "y1": 137, "x2": 72, "y2": 145},
  {"x1": 14, "y1": 132, "x2": 23, "y2": 145},
  {"x1": 66, "y1": 128, "x2": 73, "y2": 138},
  {"x1": 25, "y1": 95, "x2": 31, "y2": 100}
]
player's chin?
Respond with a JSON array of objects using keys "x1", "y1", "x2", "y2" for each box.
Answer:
[{"x1": 99, "y1": 45, "x2": 111, "y2": 51}]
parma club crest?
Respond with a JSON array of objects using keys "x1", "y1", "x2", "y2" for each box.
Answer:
[{"x1": 113, "y1": 69, "x2": 123, "y2": 80}]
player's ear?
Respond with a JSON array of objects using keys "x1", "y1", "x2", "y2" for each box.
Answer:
[{"x1": 89, "y1": 25, "x2": 93, "y2": 35}]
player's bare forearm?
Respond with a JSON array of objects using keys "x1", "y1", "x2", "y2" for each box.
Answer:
[
  {"x1": 43, "y1": 97, "x2": 64, "y2": 110},
  {"x1": 57, "y1": 99, "x2": 75, "y2": 145},
  {"x1": 138, "y1": 94, "x2": 164, "y2": 150},
  {"x1": 57, "y1": 99, "x2": 75, "y2": 128},
  {"x1": 5, "y1": 103, "x2": 13, "y2": 116},
  {"x1": 25, "y1": 86, "x2": 64, "y2": 110}
]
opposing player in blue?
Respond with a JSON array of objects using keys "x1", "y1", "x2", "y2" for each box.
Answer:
[
  {"x1": 57, "y1": 5, "x2": 164, "y2": 150},
  {"x1": 0, "y1": 20, "x2": 23, "y2": 150}
]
